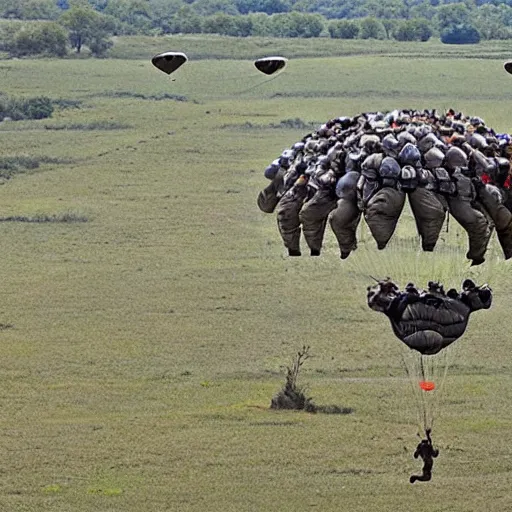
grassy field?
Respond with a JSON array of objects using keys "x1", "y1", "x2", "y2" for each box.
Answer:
[{"x1": 1, "y1": 39, "x2": 512, "y2": 511}]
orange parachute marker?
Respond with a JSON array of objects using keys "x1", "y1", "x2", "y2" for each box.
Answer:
[{"x1": 419, "y1": 381, "x2": 435, "y2": 392}]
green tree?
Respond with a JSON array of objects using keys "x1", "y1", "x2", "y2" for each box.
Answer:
[
  {"x1": 235, "y1": 0, "x2": 291, "y2": 15},
  {"x1": 192, "y1": 0, "x2": 239, "y2": 16},
  {"x1": 409, "y1": 0, "x2": 437, "y2": 20},
  {"x1": 0, "y1": 23, "x2": 21, "y2": 51},
  {"x1": 394, "y1": 18, "x2": 432, "y2": 41},
  {"x1": 149, "y1": 0, "x2": 185, "y2": 33},
  {"x1": 359, "y1": 17, "x2": 387, "y2": 39},
  {"x1": 59, "y1": 3, "x2": 114, "y2": 54},
  {"x1": 436, "y1": 3, "x2": 471, "y2": 31},
  {"x1": 202, "y1": 13, "x2": 252, "y2": 35},
  {"x1": 103, "y1": 0, "x2": 152, "y2": 34},
  {"x1": 473, "y1": 4, "x2": 512, "y2": 39},
  {"x1": 247, "y1": 12, "x2": 272, "y2": 36},
  {"x1": 381, "y1": 18, "x2": 398, "y2": 39},
  {"x1": 328, "y1": 20, "x2": 360, "y2": 39},
  {"x1": 6, "y1": 22, "x2": 68, "y2": 57},
  {"x1": 0, "y1": 0, "x2": 59, "y2": 20},
  {"x1": 441, "y1": 23, "x2": 481, "y2": 43},
  {"x1": 169, "y1": 5, "x2": 203, "y2": 33},
  {"x1": 365, "y1": 0, "x2": 408, "y2": 19},
  {"x1": 269, "y1": 12, "x2": 324, "y2": 38}
]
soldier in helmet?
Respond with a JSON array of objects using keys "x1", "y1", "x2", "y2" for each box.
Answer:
[{"x1": 299, "y1": 155, "x2": 338, "y2": 256}]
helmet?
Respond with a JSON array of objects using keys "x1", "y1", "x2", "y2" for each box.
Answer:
[
  {"x1": 398, "y1": 143, "x2": 421, "y2": 166},
  {"x1": 444, "y1": 146, "x2": 468, "y2": 170},
  {"x1": 264, "y1": 160, "x2": 280, "y2": 180},
  {"x1": 424, "y1": 147, "x2": 445, "y2": 170},
  {"x1": 397, "y1": 130, "x2": 417, "y2": 148},
  {"x1": 382, "y1": 134, "x2": 401, "y2": 158}
]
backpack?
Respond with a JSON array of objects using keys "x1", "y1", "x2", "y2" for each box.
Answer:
[
  {"x1": 399, "y1": 165, "x2": 419, "y2": 192},
  {"x1": 433, "y1": 167, "x2": 457, "y2": 196}
]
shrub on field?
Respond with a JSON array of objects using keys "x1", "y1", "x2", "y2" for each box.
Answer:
[
  {"x1": 0, "y1": 212, "x2": 88, "y2": 223},
  {"x1": 270, "y1": 118, "x2": 315, "y2": 129},
  {"x1": 394, "y1": 18, "x2": 432, "y2": 42},
  {"x1": 52, "y1": 98, "x2": 82, "y2": 110},
  {"x1": 271, "y1": 345, "x2": 317, "y2": 412},
  {"x1": 44, "y1": 121, "x2": 131, "y2": 130},
  {"x1": 0, "y1": 156, "x2": 41, "y2": 172},
  {"x1": 328, "y1": 20, "x2": 359, "y2": 39},
  {"x1": 441, "y1": 23, "x2": 481, "y2": 44},
  {"x1": 99, "y1": 91, "x2": 188, "y2": 102},
  {"x1": 0, "y1": 95, "x2": 53, "y2": 121},
  {"x1": 2, "y1": 22, "x2": 68, "y2": 57},
  {"x1": 271, "y1": 346, "x2": 355, "y2": 415},
  {"x1": 0, "y1": 155, "x2": 72, "y2": 179}
]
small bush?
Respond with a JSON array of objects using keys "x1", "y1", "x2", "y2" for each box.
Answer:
[
  {"x1": 441, "y1": 24, "x2": 481, "y2": 45},
  {"x1": 271, "y1": 346, "x2": 317, "y2": 412},
  {"x1": 97, "y1": 91, "x2": 188, "y2": 102},
  {"x1": 0, "y1": 156, "x2": 41, "y2": 175},
  {"x1": 44, "y1": 121, "x2": 131, "y2": 130},
  {"x1": 0, "y1": 213, "x2": 88, "y2": 223},
  {"x1": 52, "y1": 99, "x2": 83, "y2": 110},
  {"x1": 0, "y1": 155, "x2": 73, "y2": 179},
  {"x1": 269, "y1": 118, "x2": 316, "y2": 130},
  {"x1": 270, "y1": 346, "x2": 355, "y2": 415},
  {"x1": 328, "y1": 20, "x2": 359, "y2": 40},
  {"x1": 0, "y1": 95, "x2": 53, "y2": 121}
]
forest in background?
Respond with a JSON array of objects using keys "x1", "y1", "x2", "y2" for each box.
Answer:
[{"x1": 0, "y1": 0, "x2": 511, "y2": 57}]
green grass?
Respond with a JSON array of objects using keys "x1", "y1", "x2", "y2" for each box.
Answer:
[{"x1": 0, "y1": 40, "x2": 512, "y2": 511}]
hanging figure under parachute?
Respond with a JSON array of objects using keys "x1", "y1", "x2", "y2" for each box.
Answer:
[{"x1": 367, "y1": 277, "x2": 492, "y2": 482}]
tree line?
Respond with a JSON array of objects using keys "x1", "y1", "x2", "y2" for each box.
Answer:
[{"x1": 1, "y1": 0, "x2": 512, "y2": 57}]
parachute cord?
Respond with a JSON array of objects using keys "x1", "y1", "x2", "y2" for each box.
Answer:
[
  {"x1": 400, "y1": 352, "x2": 427, "y2": 435},
  {"x1": 233, "y1": 72, "x2": 284, "y2": 94},
  {"x1": 446, "y1": 211, "x2": 450, "y2": 234},
  {"x1": 419, "y1": 356, "x2": 429, "y2": 432}
]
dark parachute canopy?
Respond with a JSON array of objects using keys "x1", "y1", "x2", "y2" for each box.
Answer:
[
  {"x1": 257, "y1": 108, "x2": 512, "y2": 268},
  {"x1": 151, "y1": 51, "x2": 188, "y2": 75},
  {"x1": 254, "y1": 56, "x2": 288, "y2": 75},
  {"x1": 367, "y1": 278, "x2": 492, "y2": 355},
  {"x1": 367, "y1": 276, "x2": 493, "y2": 434},
  {"x1": 504, "y1": 61, "x2": 512, "y2": 75}
]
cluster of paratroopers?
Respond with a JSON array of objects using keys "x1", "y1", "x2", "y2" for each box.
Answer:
[{"x1": 257, "y1": 108, "x2": 512, "y2": 265}]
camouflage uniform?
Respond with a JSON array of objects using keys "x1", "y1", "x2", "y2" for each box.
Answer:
[
  {"x1": 299, "y1": 157, "x2": 338, "y2": 256},
  {"x1": 276, "y1": 178, "x2": 309, "y2": 256},
  {"x1": 330, "y1": 171, "x2": 361, "y2": 258}
]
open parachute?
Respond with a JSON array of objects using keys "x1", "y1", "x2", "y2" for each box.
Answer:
[
  {"x1": 254, "y1": 56, "x2": 288, "y2": 75},
  {"x1": 151, "y1": 51, "x2": 188, "y2": 75},
  {"x1": 367, "y1": 278, "x2": 492, "y2": 356},
  {"x1": 257, "y1": 109, "x2": 512, "y2": 270},
  {"x1": 367, "y1": 277, "x2": 492, "y2": 432}
]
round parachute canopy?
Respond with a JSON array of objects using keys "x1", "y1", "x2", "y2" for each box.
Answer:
[
  {"x1": 254, "y1": 56, "x2": 288, "y2": 76},
  {"x1": 151, "y1": 52, "x2": 188, "y2": 75},
  {"x1": 504, "y1": 61, "x2": 512, "y2": 75}
]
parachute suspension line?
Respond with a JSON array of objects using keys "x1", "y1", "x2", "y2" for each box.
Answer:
[
  {"x1": 400, "y1": 351, "x2": 429, "y2": 435},
  {"x1": 233, "y1": 72, "x2": 285, "y2": 95},
  {"x1": 419, "y1": 356, "x2": 431, "y2": 432},
  {"x1": 400, "y1": 348, "x2": 456, "y2": 436}
]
